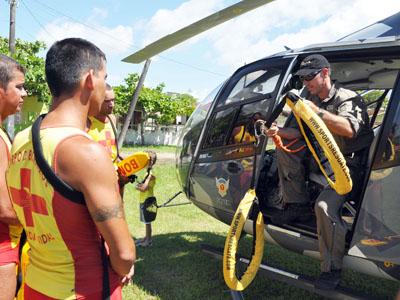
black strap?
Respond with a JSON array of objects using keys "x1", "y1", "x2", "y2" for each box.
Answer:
[
  {"x1": 31, "y1": 115, "x2": 85, "y2": 204},
  {"x1": 106, "y1": 115, "x2": 123, "y2": 162},
  {"x1": 1, "y1": 127, "x2": 13, "y2": 144},
  {"x1": 156, "y1": 191, "x2": 182, "y2": 208},
  {"x1": 238, "y1": 126, "x2": 246, "y2": 143},
  {"x1": 249, "y1": 146, "x2": 258, "y2": 190},
  {"x1": 32, "y1": 114, "x2": 111, "y2": 299},
  {"x1": 101, "y1": 237, "x2": 111, "y2": 300},
  {"x1": 265, "y1": 96, "x2": 287, "y2": 128},
  {"x1": 370, "y1": 89, "x2": 389, "y2": 127}
]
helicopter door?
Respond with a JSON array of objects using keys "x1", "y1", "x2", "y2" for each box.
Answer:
[
  {"x1": 190, "y1": 58, "x2": 293, "y2": 222},
  {"x1": 349, "y1": 82, "x2": 400, "y2": 270}
]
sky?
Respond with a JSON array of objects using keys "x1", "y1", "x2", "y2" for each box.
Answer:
[{"x1": 1, "y1": 0, "x2": 400, "y2": 100}]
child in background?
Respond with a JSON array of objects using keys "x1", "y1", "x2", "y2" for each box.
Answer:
[{"x1": 135, "y1": 150, "x2": 157, "y2": 247}]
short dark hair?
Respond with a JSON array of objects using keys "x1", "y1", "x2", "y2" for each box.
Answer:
[
  {"x1": 0, "y1": 54, "x2": 25, "y2": 90},
  {"x1": 45, "y1": 38, "x2": 106, "y2": 97}
]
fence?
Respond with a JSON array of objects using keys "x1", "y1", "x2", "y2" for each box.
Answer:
[{"x1": 122, "y1": 125, "x2": 184, "y2": 146}]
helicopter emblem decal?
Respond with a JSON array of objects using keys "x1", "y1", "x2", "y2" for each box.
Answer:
[{"x1": 216, "y1": 177, "x2": 230, "y2": 197}]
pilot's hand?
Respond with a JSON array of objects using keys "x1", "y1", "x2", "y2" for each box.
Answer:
[
  {"x1": 264, "y1": 122, "x2": 279, "y2": 137},
  {"x1": 303, "y1": 99, "x2": 319, "y2": 113}
]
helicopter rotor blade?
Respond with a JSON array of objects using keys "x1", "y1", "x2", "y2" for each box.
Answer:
[{"x1": 122, "y1": 0, "x2": 275, "y2": 64}]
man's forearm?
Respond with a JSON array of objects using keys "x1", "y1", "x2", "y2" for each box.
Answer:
[
  {"x1": 319, "y1": 109, "x2": 354, "y2": 138},
  {"x1": 109, "y1": 247, "x2": 136, "y2": 276},
  {"x1": 90, "y1": 201, "x2": 136, "y2": 276}
]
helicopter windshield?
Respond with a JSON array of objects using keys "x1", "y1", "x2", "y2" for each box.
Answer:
[
  {"x1": 218, "y1": 70, "x2": 280, "y2": 107},
  {"x1": 339, "y1": 12, "x2": 400, "y2": 41}
]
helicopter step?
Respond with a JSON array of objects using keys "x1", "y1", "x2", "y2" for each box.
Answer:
[{"x1": 201, "y1": 244, "x2": 379, "y2": 300}]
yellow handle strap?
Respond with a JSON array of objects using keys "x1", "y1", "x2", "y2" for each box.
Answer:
[
  {"x1": 223, "y1": 189, "x2": 265, "y2": 291},
  {"x1": 286, "y1": 96, "x2": 352, "y2": 195}
]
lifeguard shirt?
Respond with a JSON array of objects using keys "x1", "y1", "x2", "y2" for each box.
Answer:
[
  {"x1": 6, "y1": 126, "x2": 121, "y2": 299},
  {"x1": 87, "y1": 116, "x2": 118, "y2": 164},
  {"x1": 233, "y1": 126, "x2": 256, "y2": 144},
  {"x1": 139, "y1": 172, "x2": 156, "y2": 204},
  {"x1": 0, "y1": 128, "x2": 22, "y2": 263}
]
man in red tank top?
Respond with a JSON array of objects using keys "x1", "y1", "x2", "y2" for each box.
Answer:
[
  {"x1": 0, "y1": 55, "x2": 26, "y2": 300},
  {"x1": 7, "y1": 38, "x2": 135, "y2": 299}
]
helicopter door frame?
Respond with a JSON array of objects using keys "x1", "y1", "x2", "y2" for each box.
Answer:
[
  {"x1": 348, "y1": 65, "x2": 400, "y2": 267},
  {"x1": 188, "y1": 56, "x2": 296, "y2": 214}
]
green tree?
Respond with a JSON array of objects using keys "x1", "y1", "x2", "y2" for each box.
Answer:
[
  {"x1": 0, "y1": 37, "x2": 50, "y2": 103},
  {"x1": 114, "y1": 73, "x2": 197, "y2": 125},
  {"x1": 173, "y1": 93, "x2": 197, "y2": 118},
  {"x1": 362, "y1": 90, "x2": 386, "y2": 104},
  {"x1": 113, "y1": 73, "x2": 166, "y2": 122},
  {"x1": 114, "y1": 73, "x2": 166, "y2": 144},
  {"x1": 114, "y1": 73, "x2": 197, "y2": 144},
  {"x1": 113, "y1": 73, "x2": 140, "y2": 116}
]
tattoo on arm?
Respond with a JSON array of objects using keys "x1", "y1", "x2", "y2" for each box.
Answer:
[{"x1": 92, "y1": 202, "x2": 125, "y2": 222}]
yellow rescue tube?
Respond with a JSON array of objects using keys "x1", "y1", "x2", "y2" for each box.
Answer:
[
  {"x1": 17, "y1": 242, "x2": 30, "y2": 300},
  {"x1": 117, "y1": 151, "x2": 150, "y2": 177},
  {"x1": 286, "y1": 94, "x2": 352, "y2": 195},
  {"x1": 223, "y1": 189, "x2": 264, "y2": 291}
]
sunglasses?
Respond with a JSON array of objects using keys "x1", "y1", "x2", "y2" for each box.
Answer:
[{"x1": 299, "y1": 69, "x2": 321, "y2": 82}]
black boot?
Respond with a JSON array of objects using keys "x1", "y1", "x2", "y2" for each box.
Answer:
[
  {"x1": 315, "y1": 269, "x2": 341, "y2": 290},
  {"x1": 268, "y1": 203, "x2": 311, "y2": 225}
]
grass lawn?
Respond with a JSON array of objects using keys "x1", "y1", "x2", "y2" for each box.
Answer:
[{"x1": 122, "y1": 163, "x2": 399, "y2": 299}]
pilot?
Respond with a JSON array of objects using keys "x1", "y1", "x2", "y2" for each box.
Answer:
[{"x1": 265, "y1": 54, "x2": 373, "y2": 290}]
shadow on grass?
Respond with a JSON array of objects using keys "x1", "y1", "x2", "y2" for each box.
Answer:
[{"x1": 123, "y1": 231, "x2": 398, "y2": 300}]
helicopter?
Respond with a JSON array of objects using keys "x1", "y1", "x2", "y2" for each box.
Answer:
[
  {"x1": 174, "y1": 13, "x2": 400, "y2": 298},
  {"x1": 122, "y1": 4, "x2": 400, "y2": 299}
]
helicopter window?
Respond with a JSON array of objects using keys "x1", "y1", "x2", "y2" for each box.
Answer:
[
  {"x1": 373, "y1": 103, "x2": 400, "y2": 169},
  {"x1": 219, "y1": 69, "x2": 281, "y2": 106},
  {"x1": 361, "y1": 89, "x2": 391, "y2": 128},
  {"x1": 228, "y1": 101, "x2": 269, "y2": 145},
  {"x1": 203, "y1": 107, "x2": 237, "y2": 148},
  {"x1": 338, "y1": 22, "x2": 396, "y2": 42}
]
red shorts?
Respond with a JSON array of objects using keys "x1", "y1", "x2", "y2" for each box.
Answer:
[
  {"x1": 0, "y1": 246, "x2": 19, "y2": 265},
  {"x1": 24, "y1": 283, "x2": 122, "y2": 300},
  {"x1": 0, "y1": 222, "x2": 19, "y2": 265}
]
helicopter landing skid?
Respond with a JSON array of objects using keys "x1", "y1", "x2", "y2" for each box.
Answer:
[{"x1": 201, "y1": 244, "x2": 379, "y2": 300}]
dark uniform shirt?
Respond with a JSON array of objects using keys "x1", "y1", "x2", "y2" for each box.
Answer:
[{"x1": 300, "y1": 83, "x2": 373, "y2": 155}]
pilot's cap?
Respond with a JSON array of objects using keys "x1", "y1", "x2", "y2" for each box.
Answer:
[{"x1": 295, "y1": 54, "x2": 330, "y2": 76}]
